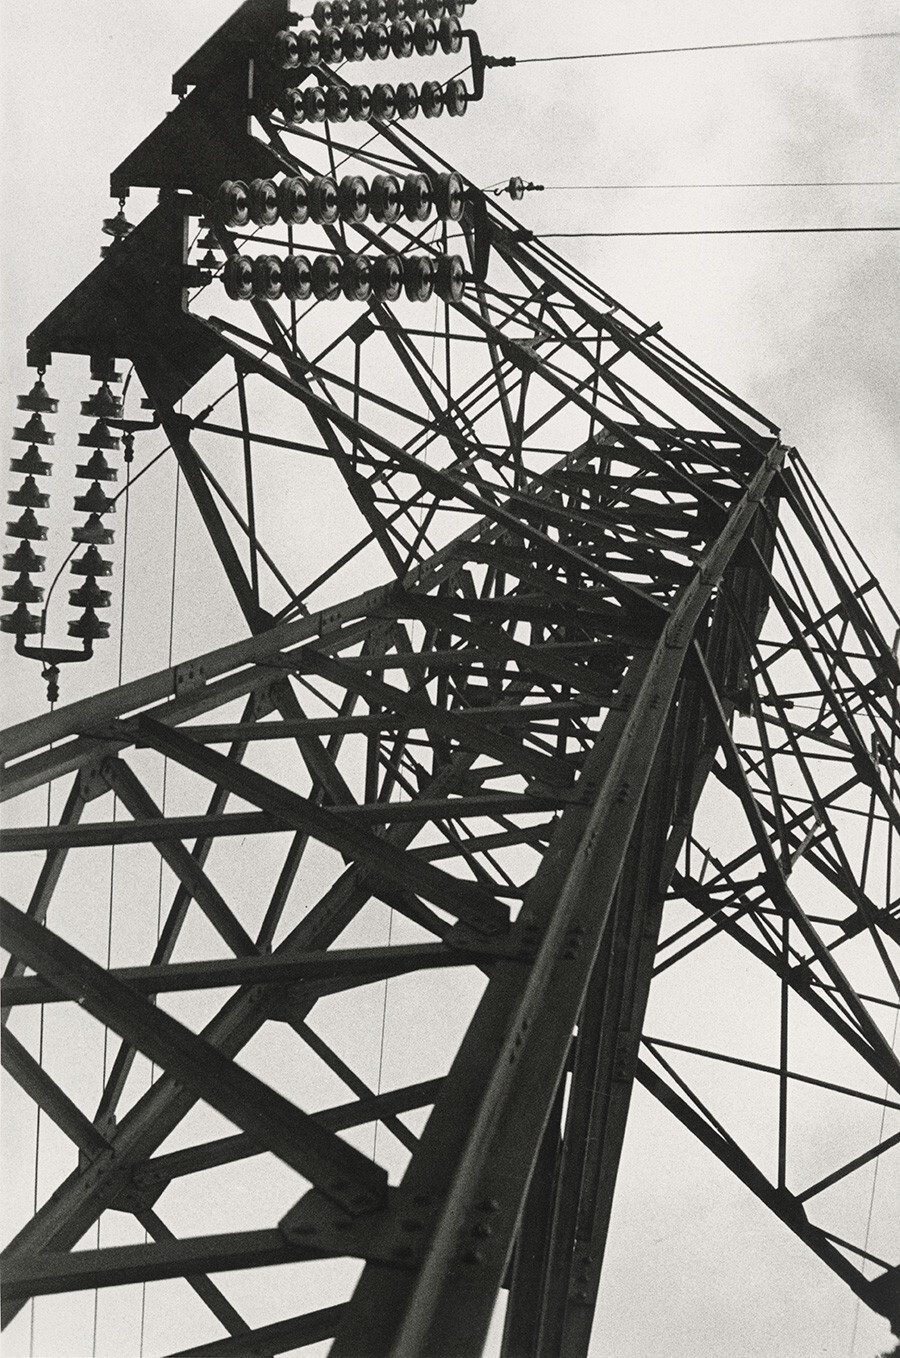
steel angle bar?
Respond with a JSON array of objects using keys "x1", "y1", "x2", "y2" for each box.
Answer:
[
  {"x1": 145, "y1": 396, "x2": 267, "y2": 634},
  {"x1": 390, "y1": 596, "x2": 629, "y2": 706},
  {"x1": 779, "y1": 467, "x2": 900, "y2": 682},
  {"x1": 135, "y1": 717, "x2": 508, "y2": 934},
  {"x1": 722, "y1": 570, "x2": 900, "y2": 844},
  {"x1": 635, "y1": 1059, "x2": 898, "y2": 1329},
  {"x1": 135, "y1": 1208, "x2": 252, "y2": 1342},
  {"x1": 331, "y1": 646, "x2": 678, "y2": 1353},
  {"x1": 525, "y1": 588, "x2": 737, "y2": 1358},
  {"x1": 669, "y1": 872, "x2": 900, "y2": 1079},
  {"x1": 0, "y1": 433, "x2": 612, "y2": 772},
  {"x1": 1, "y1": 1229, "x2": 317, "y2": 1307},
  {"x1": 168, "y1": 1304, "x2": 344, "y2": 1357},
  {"x1": 0, "y1": 570, "x2": 425, "y2": 765},
  {"x1": 97, "y1": 697, "x2": 263, "y2": 1127},
  {"x1": 692, "y1": 646, "x2": 900, "y2": 1089},
  {"x1": 331, "y1": 450, "x2": 784, "y2": 1354},
  {"x1": 328, "y1": 792, "x2": 573, "y2": 827},
  {"x1": 1, "y1": 1029, "x2": 111, "y2": 1159},
  {"x1": 420, "y1": 824, "x2": 557, "y2": 862},
  {"x1": 235, "y1": 365, "x2": 260, "y2": 602},
  {"x1": 500, "y1": 1084, "x2": 564, "y2": 1358},
  {"x1": 1, "y1": 942, "x2": 478, "y2": 1007},
  {"x1": 286, "y1": 642, "x2": 576, "y2": 788},
  {"x1": 643, "y1": 1037, "x2": 900, "y2": 1113},
  {"x1": 0, "y1": 812, "x2": 278, "y2": 853},
  {"x1": 0, "y1": 897, "x2": 388, "y2": 1219},
  {"x1": 184, "y1": 700, "x2": 603, "y2": 742},
  {"x1": 267, "y1": 675, "x2": 358, "y2": 808},
  {"x1": 0, "y1": 739, "x2": 112, "y2": 803},
  {"x1": 486, "y1": 222, "x2": 777, "y2": 443},
  {"x1": 2, "y1": 754, "x2": 480, "y2": 1275},
  {"x1": 530, "y1": 735, "x2": 679, "y2": 1358},
  {"x1": 1, "y1": 779, "x2": 85, "y2": 1006},
  {"x1": 797, "y1": 1130, "x2": 900, "y2": 1204},
  {"x1": 133, "y1": 1077, "x2": 445, "y2": 1194},
  {"x1": 233, "y1": 290, "x2": 409, "y2": 578},
  {"x1": 101, "y1": 757, "x2": 258, "y2": 957},
  {"x1": 289, "y1": 1020, "x2": 419, "y2": 1157},
  {"x1": 200, "y1": 325, "x2": 669, "y2": 616}
]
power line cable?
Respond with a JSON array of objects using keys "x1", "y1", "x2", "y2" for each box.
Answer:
[
  {"x1": 513, "y1": 31, "x2": 900, "y2": 65},
  {"x1": 524, "y1": 226, "x2": 900, "y2": 238},
  {"x1": 544, "y1": 181, "x2": 900, "y2": 190}
]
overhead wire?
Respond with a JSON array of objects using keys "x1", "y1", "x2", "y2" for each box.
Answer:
[
  {"x1": 543, "y1": 180, "x2": 900, "y2": 190},
  {"x1": 513, "y1": 31, "x2": 900, "y2": 64},
  {"x1": 847, "y1": 1004, "x2": 900, "y2": 1357},
  {"x1": 93, "y1": 392, "x2": 134, "y2": 1358},
  {"x1": 526, "y1": 226, "x2": 900, "y2": 238}
]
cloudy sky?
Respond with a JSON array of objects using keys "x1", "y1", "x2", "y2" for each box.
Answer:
[{"x1": 1, "y1": 2, "x2": 898, "y2": 1355}]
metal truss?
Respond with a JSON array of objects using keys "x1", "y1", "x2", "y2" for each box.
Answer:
[{"x1": 2, "y1": 2, "x2": 898, "y2": 1353}]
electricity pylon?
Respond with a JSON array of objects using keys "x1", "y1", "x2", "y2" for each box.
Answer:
[{"x1": 2, "y1": 2, "x2": 898, "y2": 1354}]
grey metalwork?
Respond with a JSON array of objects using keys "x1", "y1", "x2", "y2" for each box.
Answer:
[{"x1": 1, "y1": 1, "x2": 898, "y2": 1353}]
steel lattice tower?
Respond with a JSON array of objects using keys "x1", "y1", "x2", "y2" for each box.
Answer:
[{"x1": 2, "y1": 2, "x2": 898, "y2": 1354}]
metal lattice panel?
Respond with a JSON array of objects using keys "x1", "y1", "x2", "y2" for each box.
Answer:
[{"x1": 1, "y1": 2, "x2": 898, "y2": 1354}]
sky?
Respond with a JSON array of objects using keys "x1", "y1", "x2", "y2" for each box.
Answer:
[{"x1": 1, "y1": 2, "x2": 899, "y2": 1356}]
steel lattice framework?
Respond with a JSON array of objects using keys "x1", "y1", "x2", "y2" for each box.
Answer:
[{"x1": 1, "y1": 2, "x2": 898, "y2": 1354}]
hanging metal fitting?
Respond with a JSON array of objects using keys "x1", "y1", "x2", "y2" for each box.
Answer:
[{"x1": 493, "y1": 177, "x2": 545, "y2": 201}]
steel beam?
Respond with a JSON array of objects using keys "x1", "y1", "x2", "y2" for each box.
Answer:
[
  {"x1": 135, "y1": 717, "x2": 509, "y2": 934},
  {"x1": 0, "y1": 897, "x2": 388, "y2": 1217}
]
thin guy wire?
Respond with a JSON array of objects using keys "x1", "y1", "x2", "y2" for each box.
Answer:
[
  {"x1": 515, "y1": 31, "x2": 900, "y2": 64},
  {"x1": 139, "y1": 468, "x2": 179, "y2": 1356},
  {"x1": 848, "y1": 1003, "x2": 900, "y2": 1356},
  {"x1": 371, "y1": 909, "x2": 394, "y2": 1164},
  {"x1": 28, "y1": 771, "x2": 52, "y2": 1358},
  {"x1": 368, "y1": 248, "x2": 441, "y2": 1156},
  {"x1": 92, "y1": 439, "x2": 131, "y2": 1358},
  {"x1": 28, "y1": 1003, "x2": 44, "y2": 1358},
  {"x1": 27, "y1": 700, "x2": 60, "y2": 1354}
]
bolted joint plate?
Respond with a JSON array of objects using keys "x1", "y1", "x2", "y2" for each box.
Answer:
[
  {"x1": 107, "y1": 1168, "x2": 168, "y2": 1217},
  {"x1": 279, "y1": 1187, "x2": 423, "y2": 1268},
  {"x1": 174, "y1": 656, "x2": 210, "y2": 696}
]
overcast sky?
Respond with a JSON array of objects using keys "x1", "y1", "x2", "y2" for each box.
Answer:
[{"x1": 1, "y1": 3, "x2": 898, "y2": 1356}]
